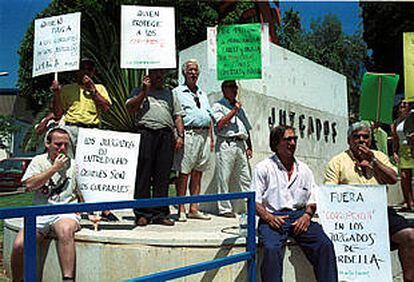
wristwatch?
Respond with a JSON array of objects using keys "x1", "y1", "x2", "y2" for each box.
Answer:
[{"x1": 371, "y1": 156, "x2": 378, "y2": 166}]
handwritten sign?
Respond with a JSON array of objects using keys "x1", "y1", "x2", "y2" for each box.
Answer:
[
  {"x1": 404, "y1": 32, "x2": 414, "y2": 102},
  {"x1": 216, "y1": 23, "x2": 262, "y2": 80},
  {"x1": 318, "y1": 185, "x2": 392, "y2": 282},
  {"x1": 33, "y1": 12, "x2": 81, "y2": 77},
  {"x1": 120, "y1": 5, "x2": 176, "y2": 69},
  {"x1": 75, "y1": 128, "x2": 140, "y2": 202}
]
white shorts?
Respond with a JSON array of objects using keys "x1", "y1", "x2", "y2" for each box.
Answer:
[
  {"x1": 36, "y1": 213, "x2": 81, "y2": 235},
  {"x1": 173, "y1": 129, "x2": 211, "y2": 174}
]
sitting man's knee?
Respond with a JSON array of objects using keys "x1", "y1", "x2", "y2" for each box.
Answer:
[{"x1": 54, "y1": 221, "x2": 77, "y2": 242}]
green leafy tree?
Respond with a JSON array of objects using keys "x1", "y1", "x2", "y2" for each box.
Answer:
[
  {"x1": 360, "y1": 2, "x2": 414, "y2": 94},
  {"x1": 277, "y1": 11, "x2": 368, "y2": 121}
]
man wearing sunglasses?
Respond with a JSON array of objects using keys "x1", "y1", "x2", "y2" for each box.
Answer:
[
  {"x1": 172, "y1": 59, "x2": 213, "y2": 222},
  {"x1": 212, "y1": 80, "x2": 253, "y2": 217},
  {"x1": 252, "y1": 125, "x2": 337, "y2": 282},
  {"x1": 324, "y1": 122, "x2": 414, "y2": 282}
]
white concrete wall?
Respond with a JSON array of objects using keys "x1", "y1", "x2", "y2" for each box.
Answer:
[{"x1": 178, "y1": 41, "x2": 348, "y2": 194}]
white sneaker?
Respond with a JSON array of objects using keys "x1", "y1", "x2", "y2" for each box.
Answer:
[{"x1": 178, "y1": 213, "x2": 187, "y2": 222}]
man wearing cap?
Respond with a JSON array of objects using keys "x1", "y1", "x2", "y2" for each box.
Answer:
[
  {"x1": 11, "y1": 127, "x2": 82, "y2": 282},
  {"x1": 173, "y1": 59, "x2": 213, "y2": 222},
  {"x1": 212, "y1": 80, "x2": 253, "y2": 217},
  {"x1": 253, "y1": 125, "x2": 338, "y2": 282},
  {"x1": 51, "y1": 58, "x2": 117, "y2": 222},
  {"x1": 51, "y1": 58, "x2": 111, "y2": 147},
  {"x1": 324, "y1": 121, "x2": 414, "y2": 282},
  {"x1": 126, "y1": 69, "x2": 185, "y2": 226}
]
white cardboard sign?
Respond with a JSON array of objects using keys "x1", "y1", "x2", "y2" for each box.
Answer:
[
  {"x1": 120, "y1": 5, "x2": 176, "y2": 69},
  {"x1": 33, "y1": 12, "x2": 81, "y2": 77},
  {"x1": 318, "y1": 185, "x2": 392, "y2": 282},
  {"x1": 75, "y1": 128, "x2": 140, "y2": 203}
]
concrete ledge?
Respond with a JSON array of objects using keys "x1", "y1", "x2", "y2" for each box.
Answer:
[{"x1": 2, "y1": 211, "x2": 407, "y2": 281}]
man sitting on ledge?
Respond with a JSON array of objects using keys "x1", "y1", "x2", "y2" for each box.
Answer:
[
  {"x1": 324, "y1": 121, "x2": 414, "y2": 282},
  {"x1": 11, "y1": 127, "x2": 82, "y2": 282},
  {"x1": 252, "y1": 125, "x2": 338, "y2": 282}
]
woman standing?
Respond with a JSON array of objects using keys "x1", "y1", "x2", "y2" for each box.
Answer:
[{"x1": 392, "y1": 100, "x2": 414, "y2": 212}]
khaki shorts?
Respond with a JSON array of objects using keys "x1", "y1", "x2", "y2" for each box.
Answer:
[{"x1": 173, "y1": 129, "x2": 211, "y2": 174}]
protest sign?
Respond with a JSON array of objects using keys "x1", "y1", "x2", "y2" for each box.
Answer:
[
  {"x1": 207, "y1": 26, "x2": 217, "y2": 70},
  {"x1": 318, "y1": 185, "x2": 392, "y2": 282},
  {"x1": 120, "y1": 5, "x2": 176, "y2": 69},
  {"x1": 404, "y1": 32, "x2": 414, "y2": 101},
  {"x1": 216, "y1": 23, "x2": 262, "y2": 80},
  {"x1": 33, "y1": 12, "x2": 81, "y2": 77},
  {"x1": 359, "y1": 72, "x2": 399, "y2": 124},
  {"x1": 75, "y1": 128, "x2": 140, "y2": 202}
]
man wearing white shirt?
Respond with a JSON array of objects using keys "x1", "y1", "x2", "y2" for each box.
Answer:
[
  {"x1": 212, "y1": 80, "x2": 253, "y2": 217},
  {"x1": 252, "y1": 125, "x2": 337, "y2": 282}
]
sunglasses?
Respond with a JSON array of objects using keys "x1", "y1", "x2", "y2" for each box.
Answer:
[
  {"x1": 352, "y1": 133, "x2": 370, "y2": 139},
  {"x1": 283, "y1": 136, "x2": 298, "y2": 142},
  {"x1": 194, "y1": 96, "x2": 201, "y2": 108}
]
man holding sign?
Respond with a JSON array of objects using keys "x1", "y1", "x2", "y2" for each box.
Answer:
[
  {"x1": 51, "y1": 58, "x2": 117, "y2": 221},
  {"x1": 213, "y1": 80, "x2": 253, "y2": 217},
  {"x1": 324, "y1": 122, "x2": 414, "y2": 282},
  {"x1": 126, "y1": 69, "x2": 185, "y2": 226},
  {"x1": 251, "y1": 125, "x2": 337, "y2": 282},
  {"x1": 51, "y1": 58, "x2": 111, "y2": 146}
]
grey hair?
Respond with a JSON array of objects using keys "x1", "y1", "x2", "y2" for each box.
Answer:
[
  {"x1": 181, "y1": 59, "x2": 199, "y2": 76},
  {"x1": 347, "y1": 121, "x2": 372, "y2": 138}
]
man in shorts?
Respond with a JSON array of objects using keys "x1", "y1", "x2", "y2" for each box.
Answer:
[
  {"x1": 11, "y1": 126, "x2": 82, "y2": 282},
  {"x1": 173, "y1": 59, "x2": 213, "y2": 221}
]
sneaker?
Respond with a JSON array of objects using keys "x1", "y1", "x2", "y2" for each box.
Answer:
[
  {"x1": 178, "y1": 213, "x2": 187, "y2": 222},
  {"x1": 187, "y1": 211, "x2": 211, "y2": 220},
  {"x1": 219, "y1": 212, "x2": 236, "y2": 218}
]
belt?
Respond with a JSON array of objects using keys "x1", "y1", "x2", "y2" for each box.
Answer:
[
  {"x1": 184, "y1": 126, "x2": 209, "y2": 130},
  {"x1": 222, "y1": 136, "x2": 245, "y2": 142},
  {"x1": 136, "y1": 126, "x2": 172, "y2": 133},
  {"x1": 66, "y1": 122, "x2": 99, "y2": 128},
  {"x1": 279, "y1": 208, "x2": 294, "y2": 212}
]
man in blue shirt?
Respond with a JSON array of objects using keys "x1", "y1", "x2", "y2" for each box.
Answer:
[{"x1": 173, "y1": 60, "x2": 213, "y2": 222}]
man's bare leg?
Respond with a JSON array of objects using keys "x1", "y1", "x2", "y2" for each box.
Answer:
[
  {"x1": 11, "y1": 229, "x2": 44, "y2": 281},
  {"x1": 392, "y1": 228, "x2": 414, "y2": 282},
  {"x1": 176, "y1": 173, "x2": 190, "y2": 214},
  {"x1": 53, "y1": 218, "x2": 79, "y2": 280},
  {"x1": 189, "y1": 170, "x2": 202, "y2": 213}
]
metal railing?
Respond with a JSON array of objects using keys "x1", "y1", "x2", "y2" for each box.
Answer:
[{"x1": 0, "y1": 192, "x2": 256, "y2": 282}]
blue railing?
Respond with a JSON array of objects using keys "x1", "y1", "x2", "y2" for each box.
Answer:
[{"x1": 0, "y1": 192, "x2": 256, "y2": 282}]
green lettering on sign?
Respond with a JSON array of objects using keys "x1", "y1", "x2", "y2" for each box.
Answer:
[{"x1": 217, "y1": 23, "x2": 262, "y2": 80}]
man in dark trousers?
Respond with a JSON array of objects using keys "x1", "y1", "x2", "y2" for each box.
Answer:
[
  {"x1": 126, "y1": 69, "x2": 185, "y2": 226},
  {"x1": 252, "y1": 125, "x2": 338, "y2": 282}
]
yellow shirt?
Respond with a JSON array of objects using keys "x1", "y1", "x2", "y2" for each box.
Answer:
[
  {"x1": 60, "y1": 83, "x2": 111, "y2": 125},
  {"x1": 324, "y1": 150, "x2": 397, "y2": 185}
]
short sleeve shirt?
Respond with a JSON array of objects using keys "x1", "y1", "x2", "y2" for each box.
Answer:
[
  {"x1": 61, "y1": 83, "x2": 111, "y2": 125},
  {"x1": 324, "y1": 150, "x2": 397, "y2": 185},
  {"x1": 22, "y1": 153, "x2": 79, "y2": 205},
  {"x1": 172, "y1": 84, "x2": 212, "y2": 127},
  {"x1": 127, "y1": 87, "x2": 185, "y2": 130},
  {"x1": 212, "y1": 97, "x2": 252, "y2": 140},
  {"x1": 251, "y1": 155, "x2": 317, "y2": 213}
]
